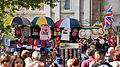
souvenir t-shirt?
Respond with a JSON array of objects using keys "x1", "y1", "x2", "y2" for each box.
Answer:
[
  {"x1": 53, "y1": 28, "x2": 62, "y2": 36},
  {"x1": 40, "y1": 26, "x2": 51, "y2": 40},
  {"x1": 70, "y1": 28, "x2": 80, "y2": 42},
  {"x1": 31, "y1": 25, "x2": 40, "y2": 39},
  {"x1": 15, "y1": 26, "x2": 22, "y2": 37},
  {"x1": 23, "y1": 37, "x2": 29, "y2": 45},
  {"x1": 21, "y1": 26, "x2": 31, "y2": 37},
  {"x1": 61, "y1": 28, "x2": 70, "y2": 41}
]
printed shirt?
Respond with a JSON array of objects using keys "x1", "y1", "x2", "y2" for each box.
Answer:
[
  {"x1": 31, "y1": 25, "x2": 41, "y2": 39},
  {"x1": 61, "y1": 28, "x2": 70, "y2": 41},
  {"x1": 15, "y1": 26, "x2": 22, "y2": 37},
  {"x1": 21, "y1": 26, "x2": 31, "y2": 37},
  {"x1": 70, "y1": 28, "x2": 80, "y2": 42},
  {"x1": 40, "y1": 26, "x2": 51, "y2": 40}
]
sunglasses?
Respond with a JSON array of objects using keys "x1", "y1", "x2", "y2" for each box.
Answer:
[
  {"x1": 15, "y1": 61, "x2": 24, "y2": 64},
  {"x1": 1, "y1": 60, "x2": 9, "y2": 63}
]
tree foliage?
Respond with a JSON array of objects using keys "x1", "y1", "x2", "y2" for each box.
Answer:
[{"x1": 0, "y1": 0, "x2": 58, "y2": 36}]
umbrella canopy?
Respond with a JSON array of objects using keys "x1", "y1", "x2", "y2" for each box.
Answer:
[
  {"x1": 32, "y1": 16, "x2": 55, "y2": 26},
  {"x1": 55, "y1": 18, "x2": 81, "y2": 28},
  {"x1": 4, "y1": 17, "x2": 31, "y2": 26}
]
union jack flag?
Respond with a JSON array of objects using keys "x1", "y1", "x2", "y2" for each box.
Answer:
[{"x1": 102, "y1": 6, "x2": 113, "y2": 30}]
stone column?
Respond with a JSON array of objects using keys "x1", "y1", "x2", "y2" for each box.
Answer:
[{"x1": 83, "y1": 0, "x2": 90, "y2": 26}]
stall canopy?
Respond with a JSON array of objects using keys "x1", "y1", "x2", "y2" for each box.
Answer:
[
  {"x1": 32, "y1": 16, "x2": 55, "y2": 26},
  {"x1": 55, "y1": 18, "x2": 81, "y2": 28},
  {"x1": 4, "y1": 17, "x2": 31, "y2": 26}
]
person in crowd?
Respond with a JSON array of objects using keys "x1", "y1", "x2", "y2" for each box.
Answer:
[
  {"x1": 28, "y1": 51, "x2": 44, "y2": 67},
  {"x1": 67, "y1": 59, "x2": 72, "y2": 67},
  {"x1": 54, "y1": 54, "x2": 64, "y2": 67},
  {"x1": 0, "y1": 53, "x2": 10, "y2": 67},
  {"x1": 115, "y1": 45, "x2": 120, "y2": 51},
  {"x1": 104, "y1": 47, "x2": 114, "y2": 63},
  {"x1": 91, "y1": 50, "x2": 112, "y2": 67},
  {"x1": 49, "y1": 62, "x2": 58, "y2": 67},
  {"x1": 11, "y1": 56, "x2": 25, "y2": 67},
  {"x1": 21, "y1": 50, "x2": 32, "y2": 67},
  {"x1": 81, "y1": 48, "x2": 96, "y2": 67},
  {"x1": 110, "y1": 50, "x2": 120, "y2": 67},
  {"x1": 72, "y1": 58, "x2": 80, "y2": 67}
]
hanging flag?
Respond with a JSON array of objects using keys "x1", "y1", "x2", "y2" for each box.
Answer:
[{"x1": 102, "y1": 6, "x2": 113, "y2": 30}]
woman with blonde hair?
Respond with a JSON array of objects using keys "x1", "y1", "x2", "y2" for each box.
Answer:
[
  {"x1": 21, "y1": 50, "x2": 32, "y2": 67},
  {"x1": 67, "y1": 59, "x2": 73, "y2": 67},
  {"x1": 0, "y1": 53, "x2": 10, "y2": 67}
]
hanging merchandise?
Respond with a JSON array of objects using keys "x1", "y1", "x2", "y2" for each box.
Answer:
[
  {"x1": 16, "y1": 37, "x2": 22, "y2": 48},
  {"x1": 49, "y1": 39, "x2": 56, "y2": 48},
  {"x1": 37, "y1": 40, "x2": 41, "y2": 48},
  {"x1": 15, "y1": 26, "x2": 22, "y2": 37},
  {"x1": 45, "y1": 40, "x2": 50, "y2": 48},
  {"x1": 70, "y1": 28, "x2": 80, "y2": 42},
  {"x1": 33, "y1": 39, "x2": 38, "y2": 47},
  {"x1": 41, "y1": 40, "x2": 45, "y2": 48},
  {"x1": 16, "y1": 42, "x2": 22, "y2": 48},
  {"x1": 23, "y1": 37, "x2": 29, "y2": 48},
  {"x1": 108, "y1": 35, "x2": 116, "y2": 48},
  {"x1": 55, "y1": 37, "x2": 60, "y2": 49},
  {"x1": 61, "y1": 28, "x2": 70, "y2": 41},
  {"x1": 31, "y1": 25, "x2": 40, "y2": 39},
  {"x1": 23, "y1": 37, "x2": 29, "y2": 45},
  {"x1": 53, "y1": 28, "x2": 62, "y2": 36},
  {"x1": 21, "y1": 26, "x2": 31, "y2": 37},
  {"x1": 28, "y1": 37, "x2": 33, "y2": 46},
  {"x1": 40, "y1": 26, "x2": 51, "y2": 40}
]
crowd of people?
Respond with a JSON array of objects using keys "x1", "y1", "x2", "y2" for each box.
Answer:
[{"x1": 1, "y1": 45, "x2": 120, "y2": 67}]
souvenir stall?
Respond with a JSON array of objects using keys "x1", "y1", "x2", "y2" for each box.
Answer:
[
  {"x1": 2, "y1": 17, "x2": 32, "y2": 54},
  {"x1": 55, "y1": 18, "x2": 82, "y2": 66},
  {"x1": 3, "y1": 16, "x2": 61, "y2": 65}
]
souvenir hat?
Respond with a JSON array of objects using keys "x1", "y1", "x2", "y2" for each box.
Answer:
[
  {"x1": 105, "y1": 28, "x2": 109, "y2": 35},
  {"x1": 85, "y1": 29, "x2": 91, "y2": 39},
  {"x1": 98, "y1": 28, "x2": 105, "y2": 37},
  {"x1": 91, "y1": 29, "x2": 99, "y2": 39},
  {"x1": 92, "y1": 29, "x2": 98, "y2": 36},
  {"x1": 79, "y1": 29, "x2": 86, "y2": 38}
]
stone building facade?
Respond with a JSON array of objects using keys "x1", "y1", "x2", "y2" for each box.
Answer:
[{"x1": 14, "y1": 0, "x2": 120, "y2": 32}]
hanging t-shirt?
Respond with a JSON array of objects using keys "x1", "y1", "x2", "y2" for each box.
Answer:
[
  {"x1": 53, "y1": 28, "x2": 62, "y2": 36},
  {"x1": 40, "y1": 26, "x2": 51, "y2": 40},
  {"x1": 28, "y1": 37, "x2": 33, "y2": 46},
  {"x1": 33, "y1": 39, "x2": 38, "y2": 47},
  {"x1": 23, "y1": 37, "x2": 29, "y2": 45},
  {"x1": 15, "y1": 26, "x2": 22, "y2": 37},
  {"x1": 21, "y1": 26, "x2": 31, "y2": 37},
  {"x1": 61, "y1": 28, "x2": 70, "y2": 41},
  {"x1": 31, "y1": 25, "x2": 40, "y2": 39},
  {"x1": 70, "y1": 28, "x2": 80, "y2": 42}
]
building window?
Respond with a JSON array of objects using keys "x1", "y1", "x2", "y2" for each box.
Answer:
[{"x1": 65, "y1": 0, "x2": 70, "y2": 10}]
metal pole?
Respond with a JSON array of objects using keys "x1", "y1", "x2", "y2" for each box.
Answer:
[{"x1": 59, "y1": 0, "x2": 61, "y2": 20}]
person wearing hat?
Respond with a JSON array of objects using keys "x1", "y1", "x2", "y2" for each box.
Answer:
[{"x1": 28, "y1": 51, "x2": 44, "y2": 67}]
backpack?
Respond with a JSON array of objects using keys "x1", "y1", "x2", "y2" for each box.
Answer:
[{"x1": 92, "y1": 61, "x2": 112, "y2": 67}]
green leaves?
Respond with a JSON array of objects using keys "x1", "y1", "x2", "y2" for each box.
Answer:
[{"x1": 0, "y1": 0, "x2": 58, "y2": 36}]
